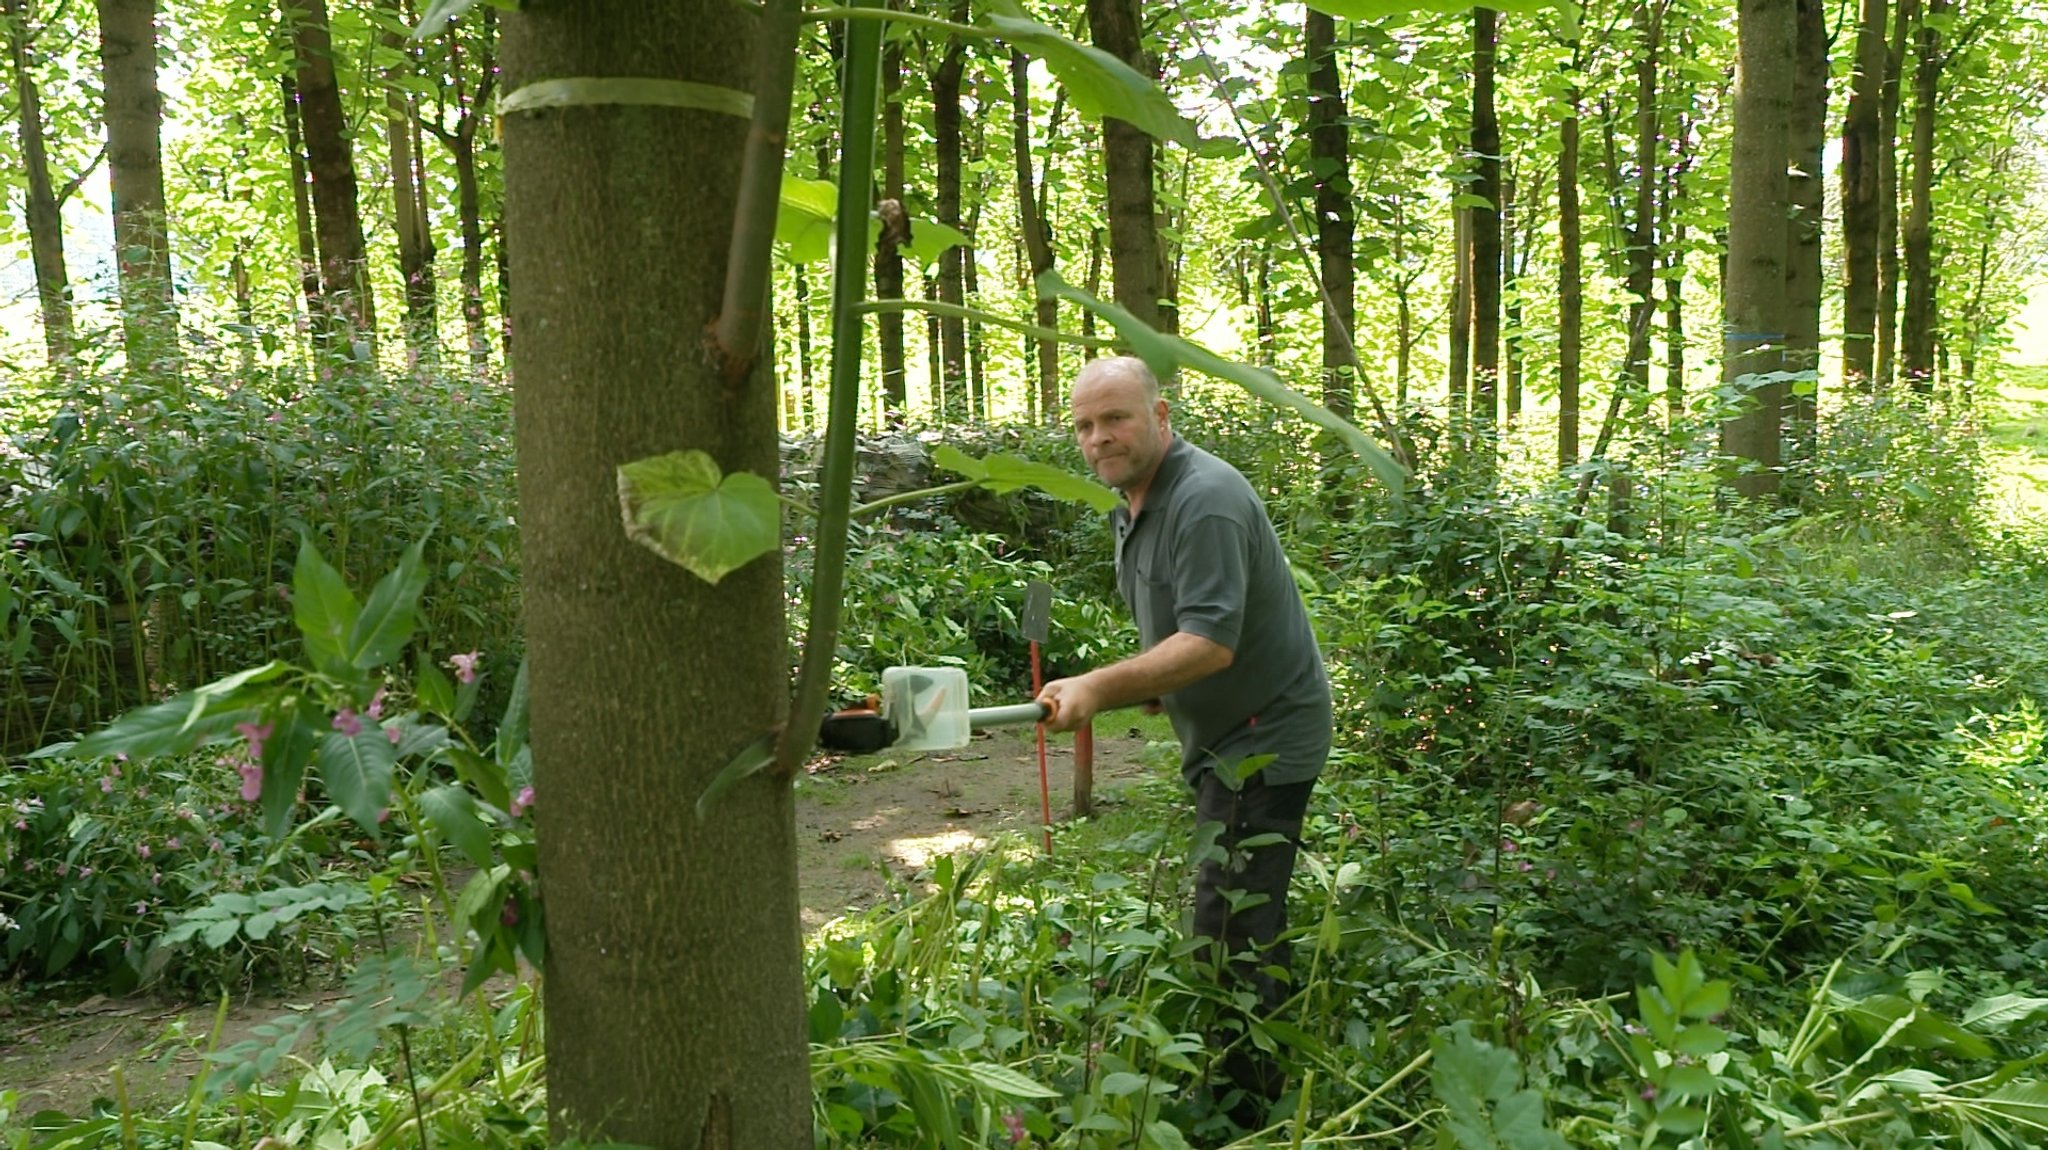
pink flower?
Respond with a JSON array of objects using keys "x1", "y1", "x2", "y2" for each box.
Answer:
[
  {"x1": 235, "y1": 721, "x2": 274, "y2": 760},
  {"x1": 137, "y1": 843, "x2": 151, "y2": 859},
  {"x1": 1002, "y1": 1111, "x2": 1028, "y2": 1144},
  {"x1": 332, "y1": 709, "x2": 363, "y2": 737},
  {"x1": 510, "y1": 786, "x2": 535, "y2": 817},
  {"x1": 448, "y1": 652, "x2": 481, "y2": 685},
  {"x1": 134, "y1": 901, "x2": 149, "y2": 915},
  {"x1": 238, "y1": 760, "x2": 263, "y2": 803},
  {"x1": 500, "y1": 898, "x2": 520, "y2": 927},
  {"x1": 165, "y1": 837, "x2": 181, "y2": 851},
  {"x1": 376, "y1": 808, "x2": 390, "y2": 824},
  {"x1": 100, "y1": 776, "x2": 114, "y2": 793},
  {"x1": 367, "y1": 687, "x2": 387, "y2": 721},
  {"x1": 385, "y1": 725, "x2": 403, "y2": 746}
]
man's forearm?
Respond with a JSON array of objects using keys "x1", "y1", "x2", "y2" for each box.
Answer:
[{"x1": 1080, "y1": 631, "x2": 1233, "y2": 709}]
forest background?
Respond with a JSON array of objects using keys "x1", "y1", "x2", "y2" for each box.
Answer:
[{"x1": 6, "y1": 0, "x2": 2048, "y2": 1148}]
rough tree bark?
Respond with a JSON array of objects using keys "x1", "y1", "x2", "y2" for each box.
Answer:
[
  {"x1": 6, "y1": 0, "x2": 74, "y2": 365},
  {"x1": 279, "y1": 70, "x2": 322, "y2": 327},
  {"x1": 423, "y1": 8, "x2": 497, "y2": 370},
  {"x1": 1720, "y1": 0, "x2": 1795, "y2": 500},
  {"x1": 876, "y1": 42, "x2": 907, "y2": 420},
  {"x1": 1625, "y1": 0, "x2": 1659, "y2": 399},
  {"x1": 97, "y1": 0, "x2": 179, "y2": 367},
  {"x1": 383, "y1": 4, "x2": 437, "y2": 365},
  {"x1": 1840, "y1": 0, "x2": 1888, "y2": 390},
  {"x1": 933, "y1": 6, "x2": 969, "y2": 420},
  {"x1": 1559, "y1": 71, "x2": 1583, "y2": 469},
  {"x1": 500, "y1": 0, "x2": 810, "y2": 1144},
  {"x1": 1901, "y1": 0, "x2": 1946, "y2": 390},
  {"x1": 1087, "y1": 0, "x2": 1167, "y2": 331},
  {"x1": 1011, "y1": 50, "x2": 1061, "y2": 422},
  {"x1": 1306, "y1": 9, "x2": 1354, "y2": 421},
  {"x1": 285, "y1": 0, "x2": 376, "y2": 347}
]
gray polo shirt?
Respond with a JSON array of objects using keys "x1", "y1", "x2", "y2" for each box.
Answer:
[{"x1": 1112, "y1": 436, "x2": 1332, "y2": 788}]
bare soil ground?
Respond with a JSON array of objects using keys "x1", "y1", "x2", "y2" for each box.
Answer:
[{"x1": 1, "y1": 725, "x2": 1161, "y2": 1123}]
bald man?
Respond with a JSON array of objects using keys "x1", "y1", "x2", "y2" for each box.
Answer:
[{"x1": 1038, "y1": 356, "x2": 1332, "y2": 1123}]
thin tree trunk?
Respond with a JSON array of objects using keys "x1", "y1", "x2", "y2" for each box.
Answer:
[
  {"x1": 1876, "y1": 0, "x2": 1917, "y2": 390},
  {"x1": 1901, "y1": 0, "x2": 1944, "y2": 389},
  {"x1": 1011, "y1": 50, "x2": 1061, "y2": 423},
  {"x1": 1721, "y1": 0, "x2": 1795, "y2": 500},
  {"x1": 1470, "y1": 7, "x2": 1502, "y2": 447},
  {"x1": 1559, "y1": 78, "x2": 1583, "y2": 469},
  {"x1": 7, "y1": 0, "x2": 74, "y2": 366},
  {"x1": 794, "y1": 262, "x2": 815, "y2": 431},
  {"x1": 232, "y1": 244, "x2": 256, "y2": 371},
  {"x1": 1082, "y1": 225, "x2": 1104, "y2": 356},
  {"x1": 1255, "y1": 251, "x2": 1277, "y2": 368},
  {"x1": 1626, "y1": 0, "x2": 1659, "y2": 398},
  {"x1": 280, "y1": 72, "x2": 322, "y2": 328},
  {"x1": 1785, "y1": 0, "x2": 1826, "y2": 459},
  {"x1": 97, "y1": 0, "x2": 178, "y2": 368},
  {"x1": 1448, "y1": 205, "x2": 1471, "y2": 434},
  {"x1": 1306, "y1": 9, "x2": 1354, "y2": 421},
  {"x1": 933, "y1": 13, "x2": 969, "y2": 421},
  {"x1": 877, "y1": 43, "x2": 908, "y2": 420},
  {"x1": 286, "y1": 0, "x2": 376, "y2": 348},
  {"x1": 1087, "y1": 0, "x2": 1166, "y2": 332},
  {"x1": 500, "y1": 1, "x2": 809, "y2": 1139},
  {"x1": 1662, "y1": 111, "x2": 1693, "y2": 424},
  {"x1": 964, "y1": 198, "x2": 988, "y2": 420},
  {"x1": 1840, "y1": 0, "x2": 1888, "y2": 390},
  {"x1": 384, "y1": 7, "x2": 438, "y2": 366},
  {"x1": 924, "y1": 268, "x2": 944, "y2": 408},
  {"x1": 1504, "y1": 171, "x2": 1524, "y2": 425},
  {"x1": 423, "y1": 9, "x2": 496, "y2": 371}
]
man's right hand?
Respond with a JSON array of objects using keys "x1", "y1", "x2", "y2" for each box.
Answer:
[{"x1": 1036, "y1": 675, "x2": 1104, "y2": 733}]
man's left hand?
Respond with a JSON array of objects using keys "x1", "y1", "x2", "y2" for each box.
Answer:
[{"x1": 1036, "y1": 675, "x2": 1103, "y2": 733}]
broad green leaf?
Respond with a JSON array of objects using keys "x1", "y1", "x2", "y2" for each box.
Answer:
[
  {"x1": 445, "y1": 747, "x2": 512, "y2": 813},
  {"x1": 1662, "y1": 1063, "x2": 1719, "y2": 1100},
  {"x1": 1037, "y1": 271, "x2": 1406, "y2": 499},
  {"x1": 696, "y1": 733, "x2": 776, "y2": 820},
  {"x1": 455, "y1": 864, "x2": 512, "y2": 929},
  {"x1": 261, "y1": 707, "x2": 318, "y2": 839},
  {"x1": 496, "y1": 657, "x2": 531, "y2": 767},
  {"x1": 902, "y1": 217, "x2": 971, "y2": 266},
  {"x1": 62, "y1": 694, "x2": 259, "y2": 761},
  {"x1": 930, "y1": 445, "x2": 1120, "y2": 511},
  {"x1": 294, "y1": 537, "x2": 360, "y2": 677},
  {"x1": 1672, "y1": 1023, "x2": 1728, "y2": 1056},
  {"x1": 1978, "y1": 1081, "x2": 2048, "y2": 1129},
  {"x1": 318, "y1": 727, "x2": 397, "y2": 835},
  {"x1": 618, "y1": 451, "x2": 780, "y2": 585},
  {"x1": 419, "y1": 785, "x2": 495, "y2": 868},
  {"x1": 417, "y1": 652, "x2": 455, "y2": 718},
  {"x1": 411, "y1": 0, "x2": 483, "y2": 39},
  {"x1": 988, "y1": 16, "x2": 1196, "y2": 148},
  {"x1": 1962, "y1": 994, "x2": 2048, "y2": 1033},
  {"x1": 960, "y1": 1062, "x2": 1059, "y2": 1099},
  {"x1": 1098, "y1": 1071, "x2": 1150, "y2": 1097},
  {"x1": 777, "y1": 175, "x2": 837, "y2": 265},
  {"x1": 347, "y1": 540, "x2": 428, "y2": 670}
]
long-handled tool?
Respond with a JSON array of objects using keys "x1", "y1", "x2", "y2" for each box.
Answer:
[{"x1": 1022, "y1": 580, "x2": 1055, "y2": 855}]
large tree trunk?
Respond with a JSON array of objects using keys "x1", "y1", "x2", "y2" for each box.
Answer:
[
  {"x1": 1721, "y1": 0, "x2": 1795, "y2": 500},
  {"x1": 1840, "y1": 0, "x2": 1888, "y2": 390},
  {"x1": 500, "y1": 2, "x2": 809, "y2": 1144},
  {"x1": 1875, "y1": 0, "x2": 1917, "y2": 390},
  {"x1": 1559, "y1": 84, "x2": 1583, "y2": 469},
  {"x1": 933, "y1": 12, "x2": 969, "y2": 421},
  {"x1": 1901, "y1": 0, "x2": 1945, "y2": 389},
  {"x1": 1784, "y1": 0, "x2": 1826, "y2": 459},
  {"x1": 1470, "y1": 7, "x2": 1502, "y2": 446},
  {"x1": 1306, "y1": 9, "x2": 1354, "y2": 421},
  {"x1": 877, "y1": 43, "x2": 908, "y2": 421},
  {"x1": 383, "y1": 8, "x2": 438, "y2": 366},
  {"x1": 1087, "y1": 0, "x2": 1167, "y2": 332},
  {"x1": 7, "y1": 0, "x2": 74, "y2": 366},
  {"x1": 286, "y1": 0, "x2": 377, "y2": 348},
  {"x1": 1011, "y1": 50, "x2": 1061, "y2": 423},
  {"x1": 97, "y1": 0, "x2": 178, "y2": 369}
]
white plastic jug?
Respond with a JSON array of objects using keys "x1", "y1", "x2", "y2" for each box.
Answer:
[{"x1": 881, "y1": 666, "x2": 971, "y2": 751}]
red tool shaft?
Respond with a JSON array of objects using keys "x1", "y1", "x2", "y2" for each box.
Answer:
[{"x1": 1031, "y1": 640, "x2": 1052, "y2": 856}]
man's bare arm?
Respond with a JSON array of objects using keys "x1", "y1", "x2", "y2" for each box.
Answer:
[{"x1": 1036, "y1": 632, "x2": 1233, "y2": 732}]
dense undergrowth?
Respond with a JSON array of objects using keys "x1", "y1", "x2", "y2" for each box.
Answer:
[{"x1": 5, "y1": 352, "x2": 2048, "y2": 1148}]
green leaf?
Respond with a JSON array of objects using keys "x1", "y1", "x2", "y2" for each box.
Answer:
[
  {"x1": 445, "y1": 747, "x2": 512, "y2": 813},
  {"x1": 695, "y1": 733, "x2": 777, "y2": 820},
  {"x1": 417, "y1": 652, "x2": 455, "y2": 718},
  {"x1": 496, "y1": 657, "x2": 531, "y2": 768},
  {"x1": 777, "y1": 175, "x2": 837, "y2": 265},
  {"x1": 960, "y1": 1062, "x2": 1059, "y2": 1099},
  {"x1": 1977, "y1": 1081, "x2": 2048, "y2": 1130},
  {"x1": 294, "y1": 537, "x2": 361, "y2": 677},
  {"x1": 1098, "y1": 1072, "x2": 1150, "y2": 1097},
  {"x1": 1430, "y1": 1022, "x2": 1569, "y2": 1150},
  {"x1": 617, "y1": 451, "x2": 780, "y2": 585},
  {"x1": 346, "y1": 540, "x2": 428, "y2": 670},
  {"x1": 261, "y1": 708, "x2": 318, "y2": 839},
  {"x1": 411, "y1": 0, "x2": 482, "y2": 39},
  {"x1": 1305, "y1": 0, "x2": 1550, "y2": 19},
  {"x1": 901, "y1": 217, "x2": 971, "y2": 267},
  {"x1": 318, "y1": 727, "x2": 397, "y2": 835},
  {"x1": 989, "y1": 16, "x2": 1196, "y2": 148},
  {"x1": 1962, "y1": 994, "x2": 2048, "y2": 1034},
  {"x1": 64, "y1": 692, "x2": 260, "y2": 761},
  {"x1": 1037, "y1": 271, "x2": 1406, "y2": 500},
  {"x1": 1672, "y1": 1023, "x2": 1728, "y2": 1056},
  {"x1": 419, "y1": 785, "x2": 495, "y2": 868},
  {"x1": 930, "y1": 445, "x2": 1120, "y2": 511}
]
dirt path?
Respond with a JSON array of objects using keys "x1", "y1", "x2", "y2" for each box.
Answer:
[{"x1": 1, "y1": 726, "x2": 1159, "y2": 1122}]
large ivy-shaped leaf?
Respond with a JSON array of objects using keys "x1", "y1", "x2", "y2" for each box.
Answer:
[
  {"x1": 988, "y1": 15, "x2": 1196, "y2": 148},
  {"x1": 776, "y1": 175, "x2": 969, "y2": 268},
  {"x1": 931, "y1": 445, "x2": 1120, "y2": 512},
  {"x1": 1037, "y1": 271, "x2": 1407, "y2": 500},
  {"x1": 618, "y1": 451, "x2": 780, "y2": 585}
]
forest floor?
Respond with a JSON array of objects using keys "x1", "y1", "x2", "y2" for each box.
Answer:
[{"x1": 0, "y1": 720, "x2": 1172, "y2": 1124}]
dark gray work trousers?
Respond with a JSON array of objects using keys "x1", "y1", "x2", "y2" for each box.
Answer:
[{"x1": 1192, "y1": 769, "x2": 1316, "y2": 1108}]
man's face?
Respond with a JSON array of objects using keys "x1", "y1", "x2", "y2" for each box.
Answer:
[{"x1": 1071, "y1": 368, "x2": 1169, "y2": 493}]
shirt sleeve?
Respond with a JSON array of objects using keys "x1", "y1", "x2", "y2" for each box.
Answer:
[{"x1": 1169, "y1": 512, "x2": 1249, "y2": 651}]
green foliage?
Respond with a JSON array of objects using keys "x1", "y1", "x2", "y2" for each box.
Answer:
[{"x1": 616, "y1": 449, "x2": 783, "y2": 585}]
